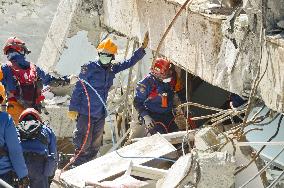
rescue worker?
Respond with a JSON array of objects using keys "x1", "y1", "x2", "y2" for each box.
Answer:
[
  {"x1": 134, "y1": 58, "x2": 186, "y2": 135},
  {"x1": 229, "y1": 93, "x2": 247, "y2": 123},
  {"x1": 2, "y1": 37, "x2": 72, "y2": 124},
  {"x1": 17, "y1": 108, "x2": 57, "y2": 188},
  {"x1": 0, "y1": 111, "x2": 30, "y2": 187},
  {"x1": 229, "y1": 93, "x2": 247, "y2": 109},
  {"x1": 68, "y1": 32, "x2": 149, "y2": 166}
]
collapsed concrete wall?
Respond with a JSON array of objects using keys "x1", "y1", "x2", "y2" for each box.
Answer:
[
  {"x1": 102, "y1": 0, "x2": 284, "y2": 113},
  {"x1": 36, "y1": 0, "x2": 104, "y2": 72}
]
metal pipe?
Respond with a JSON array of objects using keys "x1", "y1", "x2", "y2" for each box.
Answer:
[{"x1": 0, "y1": 179, "x2": 13, "y2": 188}]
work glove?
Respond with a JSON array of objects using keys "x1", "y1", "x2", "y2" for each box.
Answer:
[
  {"x1": 18, "y1": 176, "x2": 30, "y2": 188},
  {"x1": 68, "y1": 75, "x2": 78, "y2": 85},
  {"x1": 68, "y1": 111, "x2": 78, "y2": 121},
  {"x1": 143, "y1": 115, "x2": 155, "y2": 129},
  {"x1": 141, "y1": 31, "x2": 149, "y2": 49}
]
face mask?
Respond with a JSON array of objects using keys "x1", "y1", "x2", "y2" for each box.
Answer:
[
  {"x1": 163, "y1": 77, "x2": 171, "y2": 83},
  {"x1": 7, "y1": 52, "x2": 29, "y2": 68},
  {"x1": 99, "y1": 54, "x2": 113, "y2": 65}
]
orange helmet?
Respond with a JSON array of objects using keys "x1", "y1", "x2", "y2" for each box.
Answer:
[
  {"x1": 19, "y1": 108, "x2": 42, "y2": 123},
  {"x1": 151, "y1": 58, "x2": 171, "y2": 80},
  {"x1": 3, "y1": 37, "x2": 30, "y2": 55},
  {"x1": 97, "y1": 38, "x2": 118, "y2": 55}
]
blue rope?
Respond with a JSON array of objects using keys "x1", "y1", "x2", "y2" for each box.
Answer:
[{"x1": 78, "y1": 78, "x2": 116, "y2": 144}]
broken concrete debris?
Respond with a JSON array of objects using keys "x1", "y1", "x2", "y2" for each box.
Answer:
[
  {"x1": 158, "y1": 151, "x2": 235, "y2": 188},
  {"x1": 60, "y1": 134, "x2": 176, "y2": 187},
  {"x1": 59, "y1": 131, "x2": 236, "y2": 188},
  {"x1": 195, "y1": 127, "x2": 221, "y2": 151}
]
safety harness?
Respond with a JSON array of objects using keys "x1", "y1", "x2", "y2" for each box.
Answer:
[
  {"x1": 7, "y1": 61, "x2": 44, "y2": 109},
  {"x1": 146, "y1": 75, "x2": 177, "y2": 101}
]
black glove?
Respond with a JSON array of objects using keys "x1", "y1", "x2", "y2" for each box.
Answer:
[
  {"x1": 49, "y1": 76, "x2": 70, "y2": 87},
  {"x1": 18, "y1": 176, "x2": 30, "y2": 187}
]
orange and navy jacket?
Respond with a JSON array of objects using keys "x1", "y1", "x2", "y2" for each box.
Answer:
[{"x1": 134, "y1": 73, "x2": 184, "y2": 117}]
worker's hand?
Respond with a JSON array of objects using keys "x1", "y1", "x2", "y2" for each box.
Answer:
[
  {"x1": 143, "y1": 115, "x2": 155, "y2": 129},
  {"x1": 68, "y1": 111, "x2": 78, "y2": 121},
  {"x1": 18, "y1": 176, "x2": 30, "y2": 188},
  {"x1": 141, "y1": 31, "x2": 149, "y2": 49},
  {"x1": 68, "y1": 75, "x2": 78, "y2": 85}
]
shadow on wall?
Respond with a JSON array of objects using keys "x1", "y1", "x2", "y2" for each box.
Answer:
[{"x1": 181, "y1": 69, "x2": 230, "y2": 127}]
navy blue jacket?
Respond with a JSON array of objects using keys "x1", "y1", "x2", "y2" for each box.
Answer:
[
  {"x1": 134, "y1": 74, "x2": 175, "y2": 117},
  {"x1": 69, "y1": 48, "x2": 146, "y2": 118},
  {"x1": 1, "y1": 64, "x2": 16, "y2": 92},
  {"x1": 0, "y1": 112, "x2": 28, "y2": 178},
  {"x1": 2, "y1": 63, "x2": 65, "y2": 92},
  {"x1": 230, "y1": 93, "x2": 247, "y2": 108},
  {"x1": 19, "y1": 124, "x2": 57, "y2": 176}
]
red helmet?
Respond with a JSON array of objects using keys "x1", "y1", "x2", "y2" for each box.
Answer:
[
  {"x1": 3, "y1": 37, "x2": 30, "y2": 55},
  {"x1": 151, "y1": 58, "x2": 171, "y2": 79},
  {"x1": 19, "y1": 108, "x2": 42, "y2": 123}
]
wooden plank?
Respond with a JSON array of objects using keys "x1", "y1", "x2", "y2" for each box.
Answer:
[
  {"x1": 130, "y1": 164, "x2": 167, "y2": 180},
  {"x1": 60, "y1": 134, "x2": 176, "y2": 187}
]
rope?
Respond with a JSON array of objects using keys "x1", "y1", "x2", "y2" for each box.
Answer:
[
  {"x1": 61, "y1": 78, "x2": 91, "y2": 171},
  {"x1": 178, "y1": 101, "x2": 225, "y2": 112},
  {"x1": 152, "y1": 0, "x2": 194, "y2": 65}
]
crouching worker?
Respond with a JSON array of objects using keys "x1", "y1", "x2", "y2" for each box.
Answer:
[
  {"x1": 134, "y1": 58, "x2": 187, "y2": 135},
  {"x1": 17, "y1": 108, "x2": 57, "y2": 188},
  {"x1": 0, "y1": 112, "x2": 29, "y2": 187}
]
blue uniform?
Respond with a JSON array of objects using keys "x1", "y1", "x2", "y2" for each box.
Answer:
[
  {"x1": 0, "y1": 112, "x2": 28, "y2": 183},
  {"x1": 70, "y1": 47, "x2": 146, "y2": 166},
  {"x1": 1, "y1": 65, "x2": 16, "y2": 92},
  {"x1": 134, "y1": 74, "x2": 179, "y2": 134},
  {"x1": 2, "y1": 63, "x2": 67, "y2": 92},
  {"x1": 230, "y1": 93, "x2": 247, "y2": 108},
  {"x1": 19, "y1": 124, "x2": 57, "y2": 188}
]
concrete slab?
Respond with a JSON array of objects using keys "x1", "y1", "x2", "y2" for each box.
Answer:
[
  {"x1": 159, "y1": 151, "x2": 235, "y2": 188},
  {"x1": 102, "y1": 0, "x2": 284, "y2": 113},
  {"x1": 37, "y1": 0, "x2": 82, "y2": 71},
  {"x1": 60, "y1": 134, "x2": 176, "y2": 187}
]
